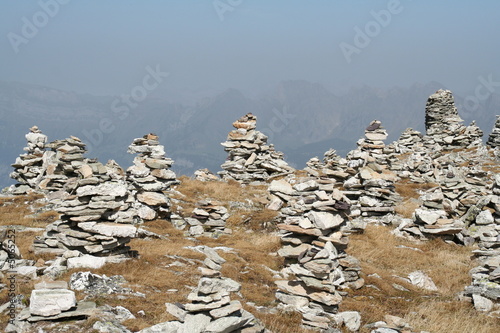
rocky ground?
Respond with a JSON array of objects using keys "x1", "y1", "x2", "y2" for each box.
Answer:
[{"x1": 1, "y1": 89, "x2": 500, "y2": 332}]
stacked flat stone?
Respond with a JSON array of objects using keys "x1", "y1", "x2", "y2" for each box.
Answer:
[
  {"x1": 463, "y1": 174, "x2": 500, "y2": 314},
  {"x1": 127, "y1": 133, "x2": 178, "y2": 220},
  {"x1": 219, "y1": 113, "x2": 294, "y2": 184},
  {"x1": 186, "y1": 200, "x2": 230, "y2": 237},
  {"x1": 33, "y1": 161, "x2": 138, "y2": 256},
  {"x1": 15, "y1": 281, "x2": 95, "y2": 324},
  {"x1": 194, "y1": 168, "x2": 219, "y2": 182},
  {"x1": 305, "y1": 149, "x2": 352, "y2": 184},
  {"x1": 37, "y1": 136, "x2": 88, "y2": 192},
  {"x1": 346, "y1": 120, "x2": 393, "y2": 170},
  {"x1": 425, "y1": 89, "x2": 483, "y2": 148},
  {"x1": 487, "y1": 115, "x2": 500, "y2": 148},
  {"x1": 343, "y1": 165, "x2": 399, "y2": 219},
  {"x1": 267, "y1": 177, "x2": 364, "y2": 330},
  {"x1": 153, "y1": 247, "x2": 266, "y2": 333},
  {"x1": 9, "y1": 126, "x2": 48, "y2": 193}
]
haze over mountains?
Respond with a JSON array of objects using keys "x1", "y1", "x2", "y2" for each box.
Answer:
[{"x1": 2, "y1": 79, "x2": 499, "y2": 189}]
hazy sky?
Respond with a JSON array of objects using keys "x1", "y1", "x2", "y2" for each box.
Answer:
[{"x1": 1, "y1": 0, "x2": 499, "y2": 98}]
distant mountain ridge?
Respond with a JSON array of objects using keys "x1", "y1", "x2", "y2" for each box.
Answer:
[{"x1": 2, "y1": 80, "x2": 499, "y2": 188}]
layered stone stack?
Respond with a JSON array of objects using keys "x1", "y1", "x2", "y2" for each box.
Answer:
[
  {"x1": 145, "y1": 247, "x2": 266, "y2": 333},
  {"x1": 268, "y1": 177, "x2": 364, "y2": 330},
  {"x1": 425, "y1": 89, "x2": 483, "y2": 148},
  {"x1": 14, "y1": 281, "x2": 95, "y2": 324},
  {"x1": 304, "y1": 148, "x2": 352, "y2": 184},
  {"x1": 127, "y1": 133, "x2": 178, "y2": 220},
  {"x1": 487, "y1": 115, "x2": 500, "y2": 148},
  {"x1": 343, "y1": 165, "x2": 399, "y2": 219},
  {"x1": 347, "y1": 120, "x2": 393, "y2": 169},
  {"x1": 9, "y1": 126, "x2": 48, "y2": 193},
  {"x1": 462, "y1": 174, "x2": 500, "y2": 314},
  {"x1": 33, "y1": 161, "x2": 138, "y2": 256},
  {"x1": 37, "y1": 136, "x2": 88, "y2": 192},
  {"x1": 194, "y1": 168, "x2": 219, "y2": 182},
  {"x1": 185, "y1": 200, "x2": 230, "y2": 237},
  {"x1": 219, "y1": 113, "x2": 294, "y2": 184}
]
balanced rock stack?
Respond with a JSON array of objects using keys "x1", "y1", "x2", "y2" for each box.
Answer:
[
  {"x1": 219, "y1": 113, "x2": 294, "y2": 184},
  {"x1": 127, "y1": 133, "x2": 178, "y2": 220},
  {"x1": 194, "y1": 168, "x2": 219, "y2": 182},
  {"x1": 185, "y1": 200, "x2": 230, "y2": 237},
  {"x1": 424, "y1": 89, "x2": 483, "y2": 148},
  {"x1": 147, "y1": 247, "x2": 266, "y2": 333},
  {"x1": 487, "y1": 115, "x2": 500, "y2": 148},
  {"x1": 346, "y1": 120, "x2": 393, "y2": 170},
  {"x1": 267, "y1": 177, "x2": 364, "y2": 330},
  {"x1": 9, "y1": 126, "x2": 48, "y2": 193},
  {"x1": 343, "y1": 164, "x2": 399, "y2": 219},
  {"x1": 463, "y1": 175, "x2": 500, "y2": 313},
  {"x1": 37, "y1": 136, "x2": 88, "y2": 192},
  {"x1": 12, "y1": 280, "x2": 95, "y2": 326},
  {"x1": 304, "y1": 148, "x2": 352, "y2": 184},
  {"x1": 33, "y1": 161, "x2": 138, "y2": 256}
]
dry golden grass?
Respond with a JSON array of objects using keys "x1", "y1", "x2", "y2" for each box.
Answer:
[
  {"x1": 342, "y1": 225, "x2": 499, "y2": 332},
  {"x1": 172, "y1": 176, "x2": 276, "y2": 231},
  {"x1": 394, "y1": 180, "x2": 439, "y2": 200}
]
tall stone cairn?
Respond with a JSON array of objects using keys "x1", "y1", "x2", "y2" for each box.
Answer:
[
  {"x1": 268, "y1": 176, "x2": 364, "y2": 330},
  {"x1": 33, "y1": 160, "x2": 138, "y2": 256},
  {"x1": 424, "y1": 89, "x2": 483, "y2": 147},
  {"x1": 127, "y1": 133, "x2": 179, "y2": 221},
  {"x1": 10, "y1": 126, "x2": 48, "y2": 193},
  {"x1": 487, "y1": 115, "x2": 500, "y2": 148},
  {"x1": 219, "y1": 113, "x2": 294, "y2": 184}
]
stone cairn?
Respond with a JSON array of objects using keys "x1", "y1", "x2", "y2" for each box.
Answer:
[
  {"x1": 219, "y1": 113, "x2": 294, "y2": 184},
  {"x1": 194, "y1": 168, "x2": 219, "y2": 182},
  {"x1": 463, "y1": 174, "x2": 500, "y2": 314},
  {"x1": 424, "y1": 89, "x2": 483, "y2": 148},
  {"x1": 146, "y1": 246, "x2": 266, "y2": 333},
  {"x1": 487, "y1": 115, "x2": 500, "y2": 149},
  {"x1": 37, "y1": 136, "x2": 89, "y2": 193},
  {"x1": 127, "y1": 133, "x2": 179, "y2": 221},
  {"x1": 185, "y1": 200, "x2": 230, "y2": 238},
  {"x1": 267, "y1": 176, "x2": 363, "y2": 331},
  {"x1": 10, "y1": 126, "x2": 48, "y2": 193},
  {"x1": 13, "y1": 281, "x2": 95, "y2": 326},
  {"x1": 346, "y1": 120, "x2": 394, "y2": 169},
  {"x1": 33, "y1": 160, "x2": 138, "y2": 257}
]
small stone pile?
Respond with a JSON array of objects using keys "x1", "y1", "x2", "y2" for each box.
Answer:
[
  {"x1": 268, "y1": 177, "x2": 364, "y2": 330},
  {"x1": 347, "y1": 120, "x2": 393, "y2": 169},
  {"x1": 305, "y1": 148, "x2": 352, "y2": 184},
  {"x1": 10, "y1": 281, "x2": 95, "y2": 328},
  {"x1": 9, "y1": 126, "x2": 48, "y2": 193},
  {"x1": 487, "y1": 115, "x2": 500, "y2": 148},
  {"x1": 37, "y1": 136, "x2": 88, "y2": 193},
  {"x1": 33, "y1": 161, "x2": 138, "y2": 257},
  {"x1": 425, "y1": 89, "x2": 483, "y2": 148},
  {"x1": 181, "y1": 200, "x2": 230, "y2": 238},
  {"x1": 127, "y1": 133, "x2": 178, "y2": 220},
  {"x1": 194, "y1": 168, "x2": 219, "y2": 182},
  {"x1": 343, "y1": 165, "x2": 399, "y2": 220},
  {"x1": 143, "y1": 246, "x2": 266, "y2": 333},
  {"x1": 219, "y1": 113, "x2": 294, "y2": 184},
  {"x1": 462, "y1": 174, "x2": 500, "y2": 314}
]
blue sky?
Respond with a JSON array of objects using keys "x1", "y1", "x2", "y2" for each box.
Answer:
[{"x1": 1, "y1": 0, "x2": 499, "y2": 98}]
